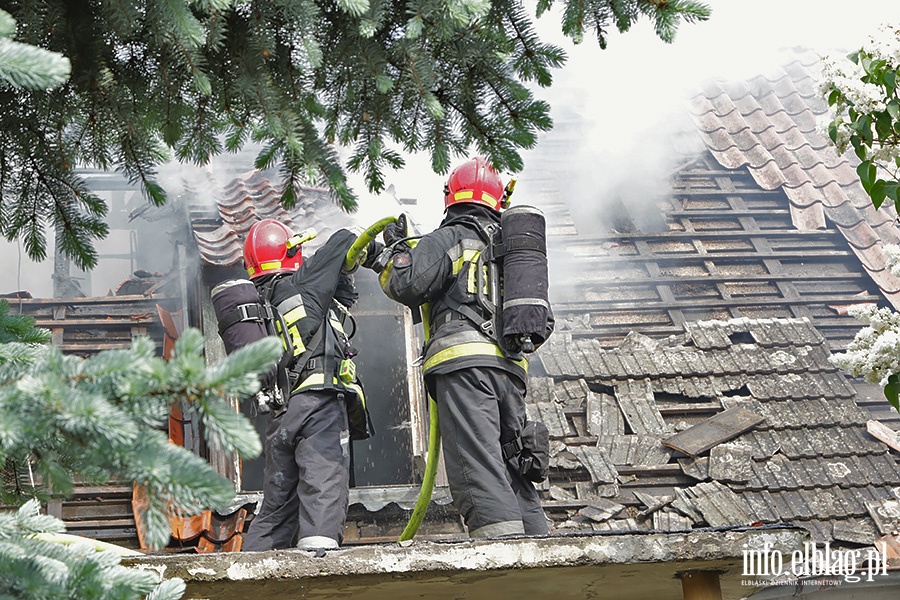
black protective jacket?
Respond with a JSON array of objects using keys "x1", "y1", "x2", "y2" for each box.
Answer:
[
  {"x1": 380, "y1": 204, "x2": 527, "y2": 383},
  {"x1": 255, "y1": 228, "x2": 359, "y2": 394}
]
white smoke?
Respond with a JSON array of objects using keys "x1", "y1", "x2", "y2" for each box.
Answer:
[{"x1": 520, "y1": 0, "x2": 900, "y2": 237}]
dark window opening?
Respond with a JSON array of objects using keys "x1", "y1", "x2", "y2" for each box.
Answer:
[{"x1": 728, "y1": 331, "x2": 754, "y2": 344}]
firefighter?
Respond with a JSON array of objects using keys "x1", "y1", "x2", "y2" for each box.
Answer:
[
  {"x1": 376, "y1": 157, "x2": 549, "y2": 538},
  {"x1": 240, "y1": 218, "x2": 379, "y2": 552}
]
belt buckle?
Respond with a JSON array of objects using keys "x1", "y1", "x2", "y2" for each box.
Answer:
[{"x1": 238, "y1": 303, "x2": 256, "y2": 322}]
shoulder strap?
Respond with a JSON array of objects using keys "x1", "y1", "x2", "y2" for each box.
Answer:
[
  {"x1": 293, "y1": 321, "x2": 326, "y2": 376},
  {"x1": 258, "y1": 276, "x2": 304, "y2": 399},
  {"x1": 264, "y1": 280, "x2": 329, "y2": 371},
  {"x1": 445, "y1": 214, "x2": 504, "y2": 263},
  {"x1": 442, "y1": 215, "x2": 495, "y2": 243}
]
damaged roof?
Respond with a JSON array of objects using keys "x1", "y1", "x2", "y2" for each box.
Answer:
[
  {"x1": 183, "y1": 168, "x2": 350, "y2": 267},
  {"x1": 530, "y1": 316, "x2": 900, "y2": 546},
  {"x1": 690, "y1": 51, "x2": 900, "y2": 308},
  {"x1": 537, "y1": 52, "x2": 899, "y2": 355}
]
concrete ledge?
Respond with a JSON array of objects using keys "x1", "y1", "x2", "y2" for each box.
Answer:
[{"x1": 127, "y1": 527, "x2": 809, "y2": 599}]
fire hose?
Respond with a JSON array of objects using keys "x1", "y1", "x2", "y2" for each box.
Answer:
[
  {"x1": 345, "y1": 217, "x2": 440, "y2": 542},
  {"x1": 398, "y1": 306, "x2": 439, "y2": 542},
  {"x1": 343, "y1": 215, "x2": 400, "y2": 272}
]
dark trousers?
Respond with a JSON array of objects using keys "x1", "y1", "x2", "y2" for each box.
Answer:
[
  {"x1": 243, "y1": 388, "x2": 350, "y2": 551},
  {"x1": 430, "y1": 367, "x2": 548, "y2": 538}
]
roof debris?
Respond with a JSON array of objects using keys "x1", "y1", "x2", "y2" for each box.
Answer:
[
  {"x1": 662, "y1": 407, "x2": 766, "y2": 456},
  {"x1": 867, "y1": 420, "x2": 900, "y2": 454}
]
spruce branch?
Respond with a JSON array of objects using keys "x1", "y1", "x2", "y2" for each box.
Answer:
[
  {"x1": 0, "y1": 499, "x2": 182, "y2": 598},
  {"x1": 0, "y1": 10, "x2": 70, "y2": 91},
  {"x1": 0, "y1": 300, "x2": 280, "y2": 556}
]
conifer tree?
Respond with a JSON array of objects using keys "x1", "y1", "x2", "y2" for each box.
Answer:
[
  {"x1": 0, "y1": 0, "x2": 710, "y2": 271},
  {"x1": 0, "y1": 300, "x2": 282, "y2": 598},
  {"x1": 0, "y1": 500, "x2": 186, "y2": 599}
]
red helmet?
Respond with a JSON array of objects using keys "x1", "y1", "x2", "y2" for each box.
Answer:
[
  {"x1": 444, "y1": 156, "x2": 505, "y2": 212},
  {"x1": 243, "y1": 219, "x2": 302, "y2": 279}
]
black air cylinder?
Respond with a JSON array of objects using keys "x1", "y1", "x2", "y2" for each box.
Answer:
[
  {"x1": 211, "y1": 279, "x2": 267, "y2": 353},
  {"x1": 211, "y1": 278, "x2": 275, "y2": 388},
  {"x1": 499, "y1": 205, "x2": 550, "y2": 353}
]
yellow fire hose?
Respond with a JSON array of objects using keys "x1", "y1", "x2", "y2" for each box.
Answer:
[
  {"x1": 398, "y1": 303, "x2": 440, "y2": 542},
  {"x1": 343, "y1": 216, "x2": 400, "y2": 272},
  {"x1": 345, "y1": 217, "x2": 440, "y2": 542}
]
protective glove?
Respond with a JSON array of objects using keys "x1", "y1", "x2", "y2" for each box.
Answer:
[
  {"x1": 362, "y1": 238, "x2": 385, "y2": 270},
  {"x1": 382, "y1": 213, "x2": 408, "y2": 247}
]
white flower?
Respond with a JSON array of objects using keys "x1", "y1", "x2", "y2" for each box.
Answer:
[
  {"x1": 863, "y1": 23, "x2": 900, "y2": 66},
  {"x1": 816, "y1": 114, "x2": 852, "y2": 153},
  {"x1": 886, "y1": 244, "x2": 900, "y2": 275},
  {"x1": 830, "y1": 305, "x2": 900, "y2": 386}
]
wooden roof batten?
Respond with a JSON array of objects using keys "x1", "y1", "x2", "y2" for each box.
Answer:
[{"x1": 546, "y1": 149, "x2": 894, "y2": 353}]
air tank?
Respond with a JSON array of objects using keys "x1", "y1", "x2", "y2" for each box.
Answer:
[{"x1": 499, "y1": 205, "x2": 551, "y2": 353}]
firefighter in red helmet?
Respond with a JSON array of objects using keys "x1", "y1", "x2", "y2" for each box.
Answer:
[
  {"x1": 242, "y1": 219, "x2": 305, "y2": 279},
  {"x1": 239, "y1": 218, "x2": 381, "y2": 552},
  {"x1": 375, "y1": 156, "x2": 550, "y2": 538}
]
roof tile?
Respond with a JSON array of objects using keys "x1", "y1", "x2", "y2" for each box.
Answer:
[
  {"x1": 708, "y1": 443, "x2": 752, "y2": 482},
  {"x1": 652, "y1": 510, "x2": 694, "y2": 531},
  {"x1": 832, "y1": 518, "x2": 878, "y2": 545},
  {"x1": 568, "y1": 446, "x2": 618, "y2": 484},
  {"x1": 679, "y1": 455, "x2": 711, "y2": 481},
  {"x1": 739, "y1": 491, "x2": 781, "y2": 523},
  {"x1": 678, "y1": 481, "x2": 754, "y2": 527},
  {"x1": 615, "y1": 379, "x2": 668, "y2": 435},
  {"x1": 586, "y1": 392, "x2": 625, "y2": 436}
]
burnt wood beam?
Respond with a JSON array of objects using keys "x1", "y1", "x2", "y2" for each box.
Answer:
[
  {"x1": 665, "y1": 209, "x2": 791, "y2": 217},
  {"x1": 561, "y1": 229, "x2": 848, "y2": 243},
  {"x1": 33, "y1": 318, "x2": 156, "y2": 327},
  {"x1": 556, "y1": 251, "x2": 853, "y2": 264},
  {"x1": 8, "y1": 296, "x2": 171, "y2": 306},
  {"x1": 551, "y1": 293, "x2": 883, "y2": 312},
  {"x1": 553, "y1": 272, "x2": 870, "y2": 287}
]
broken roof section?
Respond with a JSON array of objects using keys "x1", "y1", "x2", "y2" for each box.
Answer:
[
  {"x1": 185, "y1": 168, "x2": 350, "y2": 268},
  {"x1": 541, "y1": 52, "x2": 897, "y2": 354},
  {"x1": 531, "y1": 316, "x2": 900, "y2": 546},
  {"x1": 690, "y1": 51, "x2": 900, "y2": 308}
]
